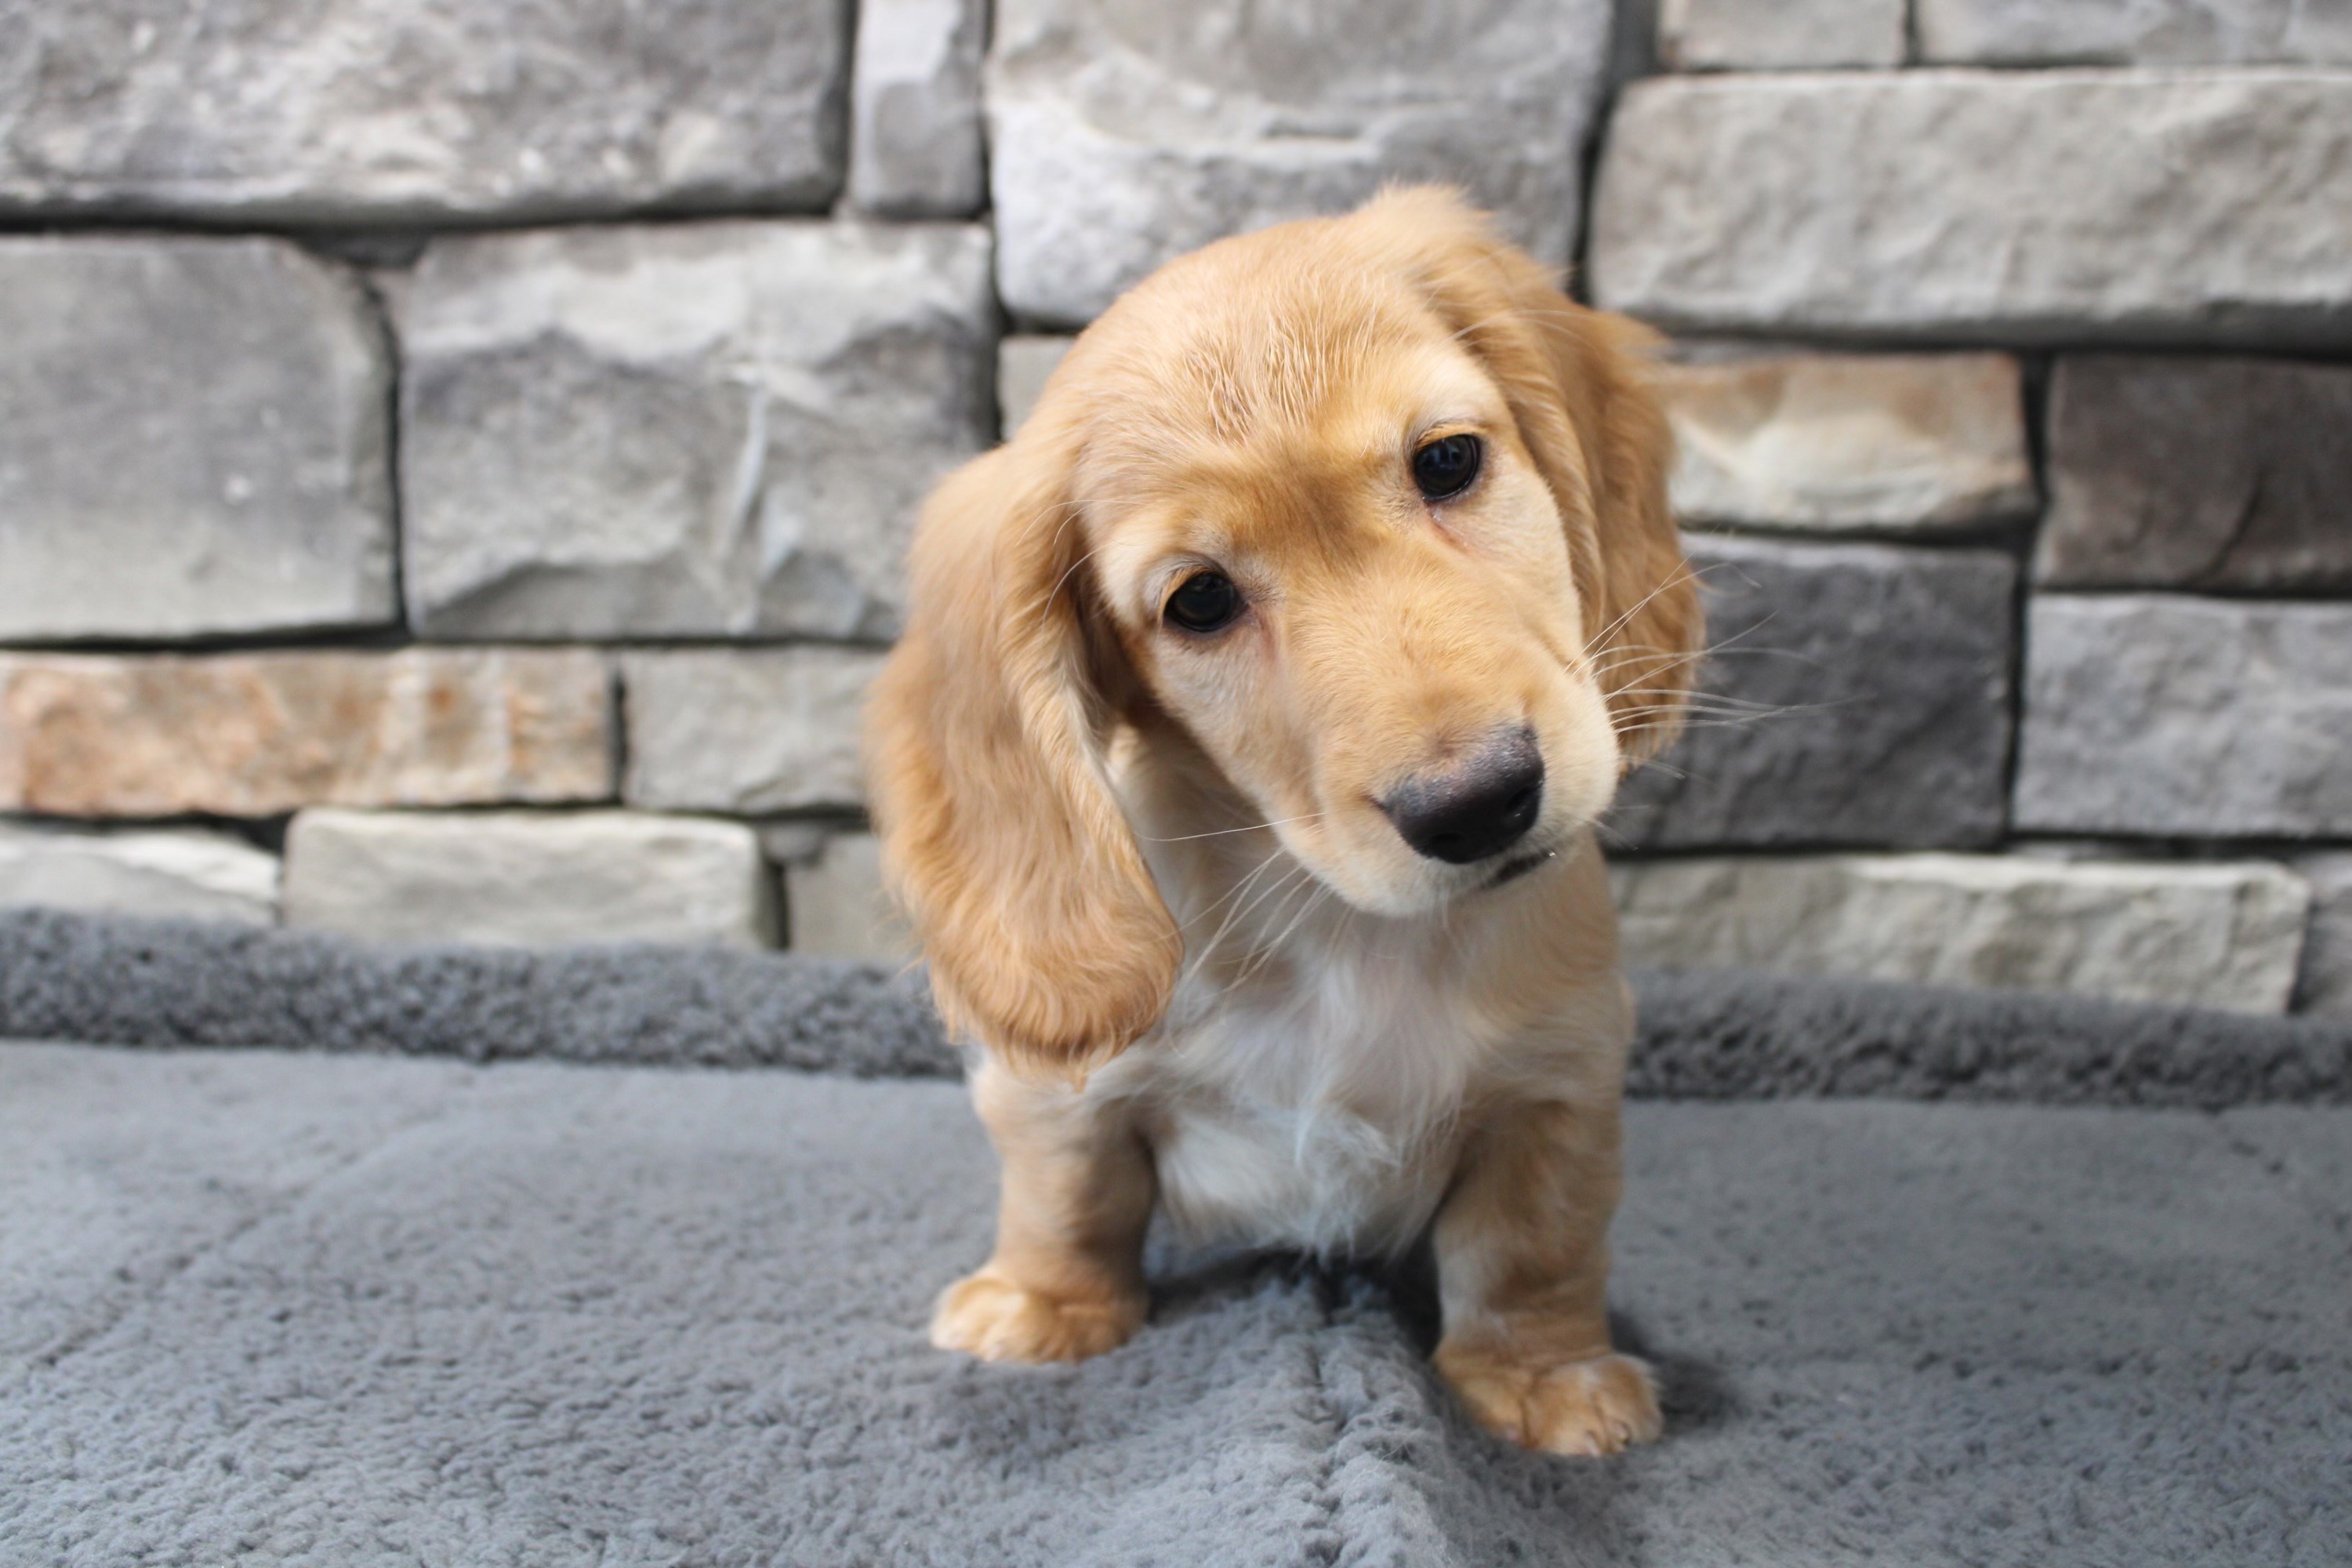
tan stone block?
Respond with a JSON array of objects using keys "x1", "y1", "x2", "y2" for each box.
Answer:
[
  {"x1": 0, "y1": 649, "x2": 613, "y2": 817},
  {"x1": 1659, "y1": 351, "x2": 2035, "y2": 533}
]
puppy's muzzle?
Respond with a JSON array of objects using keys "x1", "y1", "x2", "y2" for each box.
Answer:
[{"x1": 1379, "y1": 727, "x2": 1544, "y2": 865}]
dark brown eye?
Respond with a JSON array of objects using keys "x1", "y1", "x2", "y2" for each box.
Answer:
[
  {"x1": 1164, "y1": 571, "x2": 1243, "y2": 634},
  {"x1": 1412, "y1": 433, "x2": 1482, "y2": 500}
]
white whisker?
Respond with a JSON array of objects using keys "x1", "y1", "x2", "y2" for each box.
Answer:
[
  {"x1": 1229, "y1": 876, "x2": 1335, "y2": 991},
  {"x1": 1142, "y1": 811, "x2": 1327, "y2": 844}
]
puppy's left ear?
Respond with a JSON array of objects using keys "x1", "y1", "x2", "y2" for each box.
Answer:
[{"x1": 1368, "y1": 187, "x2": 1703, "y2": 771}]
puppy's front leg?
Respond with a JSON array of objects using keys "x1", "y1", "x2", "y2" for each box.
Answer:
[
  {"x1": 931, "y1": 1056, "x2": 1155, "y2": 1363},
  {"x1": 1432, "y1": 1095, "x2": 1662, "y2": 1456}
]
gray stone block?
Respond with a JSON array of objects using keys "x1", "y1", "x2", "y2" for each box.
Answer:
[
  {"x1": 1658, "y1": 0, "x2": 1907, "y2": 68},
  {"x1": 394, "y1": 223, "x2": 993, "y2": 642},
  {"x1": 0, "y1": 823, "x2": 278, "y2": 927},
  {"x1": 0, "y1": 649, "x2": 614, "y2": 819},
  {"x1": 2036, "y1": 355, "x2": 2352, "y2": 592},
  {"x1": 783, "y1": 831, "x2": 915, "y2": 961},
  {"x1": 2016, "y1": 597, "x2": 2352, "y2": 838},
  {"x1": 1611, "y1": 851, "x2": 2312, "y2": 1014},
  {"x1": 988, "y1": 0, "x2": 1614, "y2": 325},
  {"x1": 1608, "y1": 537, "x2": 2016, "y2": 849},
  {"x1": 1661, "y1": 350, "x2": 2035, "y2": 534},
  {"x1": 997, "y1": 334, "x2": 1075, "y2": 438},
  {"x1": 848, "y1": 0, "x2": 988, "y2": 217},
  {"x1": 285, "y1": 809, "x2": 775, "y2": 949},
  {"x1": 621, "y1": 648, "x2": 883, "y2": 815},
  {"x1": 0, "y1": 0, "x2": 849, "y2": 224},
  {"x1": 1918, "y1": 0, "x2": 2352, "y2": 64},
  {"x1": 756, "y1": 821, "x2": 836, "y2": 870},
  {"x1": 2295, "y1": 855, "x2": 2352, "y2": 1017},
  {"x1": 1590, "y1": 71, "x2": 2352, "y2": 347},
  {"x1": 0, "y1": 237, "x2": 392, "y2": 643}
]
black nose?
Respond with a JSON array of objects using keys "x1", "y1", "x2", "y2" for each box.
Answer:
[{"x1": 1379, "y1": 728, "x2": 1545, "y2": 865}]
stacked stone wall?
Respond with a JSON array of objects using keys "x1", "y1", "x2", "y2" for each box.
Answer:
[{"x1": 3, "y1": 0, "x2": 2347, "y2": 1014}]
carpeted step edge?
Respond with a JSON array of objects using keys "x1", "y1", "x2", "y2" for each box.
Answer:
[{"x1": 2, "y1": 908, "x2": 2345, "y2": 1105}]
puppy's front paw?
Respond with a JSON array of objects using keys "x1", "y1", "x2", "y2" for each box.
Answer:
[
  {"x1": 929, "y1": 1267, "x2": 1145, "y2": 1363},
  {"x1": 1435, "y1": 1342, "x2": 1662, "y2": 1457}
]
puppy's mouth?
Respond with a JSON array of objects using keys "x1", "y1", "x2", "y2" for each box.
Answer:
[{"x1": 1483, "y1": 848, "x2": 1557, "y2": 890}]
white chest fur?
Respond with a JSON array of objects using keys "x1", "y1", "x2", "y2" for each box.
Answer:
[
  {"x1": 1104, "y1": 923, "x2": 1481, "y2": 1254},
  {"x1": 1082, "y1": 840, "x2": 1624, "y2": 1259}
]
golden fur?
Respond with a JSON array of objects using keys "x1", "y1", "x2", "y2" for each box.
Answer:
[{"x1": 865, "y1": 187, "x2": 1700, "y2": 1456}]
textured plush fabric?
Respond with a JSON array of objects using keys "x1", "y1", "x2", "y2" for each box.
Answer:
[
  {"x1": 1632, "y1": 964, "x2": 2352, "y2": 1105},
  {"x1": 2, "y1": 1040, "x2": 2346, "y2": 1566},
  {"x1": 5, "y1": 907, "x2": 2349, "y2": 1105},
  {"x1": 0, "y1": 906, "x2": 956, "y2": 1077}
]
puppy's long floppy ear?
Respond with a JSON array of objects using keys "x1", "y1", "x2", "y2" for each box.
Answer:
[
  {"x1": 866, "y1": 428, "x2": 1180, "y2": 1082},
  {"x1": 1370, "y1": 187, "x2": 1703, "y2": 769}
]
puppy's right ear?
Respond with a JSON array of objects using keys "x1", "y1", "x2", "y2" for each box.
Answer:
[{"x1": 866, "y1": 428, "x2": 1180, "y2": 1083}]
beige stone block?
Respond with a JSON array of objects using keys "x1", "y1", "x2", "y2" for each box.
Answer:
[
  {"x1": 0, "y1": 822, "x2": 278, "y2": 926},
  {"x1": 1612, "y1": 852, "x2": 2311, "y2": 1014},
  {"x1": 1661, "y1": 351, "x2": 2035, "y2": 532},
  {"x1": 0, "y1": 650, "x2": 612, "y2": 818},
  {"x1": 284, "y1": 808, "x2": 774, "y2": 949}
]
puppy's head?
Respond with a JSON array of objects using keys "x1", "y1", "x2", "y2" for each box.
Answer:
[{"x1": 867, "y1": 187, "x2": 1700, "y2": 1078}]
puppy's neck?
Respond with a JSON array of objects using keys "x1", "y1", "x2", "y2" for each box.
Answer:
[{"x1": 1113, "y1": 723, "x2": 1475, "y2": 998}]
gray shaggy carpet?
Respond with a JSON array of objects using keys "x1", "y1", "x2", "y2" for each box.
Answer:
[
  {"x1": 2, "y1": 910, "x2": 2347, "y2": 1566},
  {"x1": 5, "y1": 907, "x2": 2347, "y2": 1105}
]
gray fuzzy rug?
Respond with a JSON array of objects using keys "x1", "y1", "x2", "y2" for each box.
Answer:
[
  {"x1": 2, "y1": 910, "x2": 2349, "y2": 1566},
  {"x1": 5, "y1": 908, "x2": 2348, "y2": 1105}
]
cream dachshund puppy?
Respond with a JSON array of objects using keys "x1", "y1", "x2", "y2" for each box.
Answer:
[{"x1": 866, "y1": 187, "x2": 1700, "y2": 1457}]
